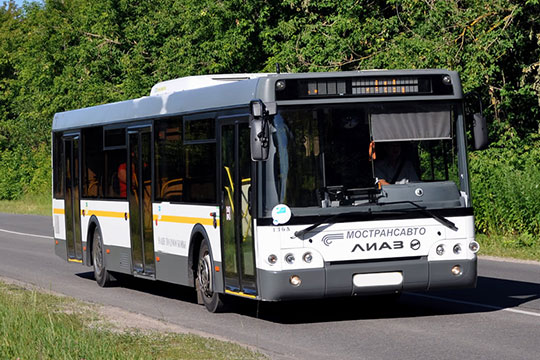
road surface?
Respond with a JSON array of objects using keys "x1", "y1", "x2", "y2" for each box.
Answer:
[{"x1": 0, "y1": 213, "x2": 539, "y2": 359}]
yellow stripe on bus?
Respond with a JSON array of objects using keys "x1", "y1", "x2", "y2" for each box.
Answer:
[
  {"x1": 153, "y1": 215, "x2": 218, "y2": 227},
  {"x1": 68, "y1": 258, "x2": 83, "y2": 263},
  {"x1": 75, "y1": 209, "x2": 217, "y2": 226},
  {"x1": 225, "y1": 289, "x2": 257, "y2": 299},
  {"x1": 84, "y1": 210, "x2": 127, "y2": 218},
  {"x1": 53, "y1": 208, "x2": 65, "y2": 215}
]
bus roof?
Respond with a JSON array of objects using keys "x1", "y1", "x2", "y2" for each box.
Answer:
[
  {"x1": 53, "y1": 76, "x2": 263, "y2": 131},
  {"x1": 52, "y1": 69, "x2": 461, "y2": 132},
  {"x1": 149, "y1": 73, "x2": 271, "y2": 96}
]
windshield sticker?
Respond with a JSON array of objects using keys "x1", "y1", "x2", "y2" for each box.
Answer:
[{"x1": 272, "y1": 204, "x2": 292, "y2": 225}]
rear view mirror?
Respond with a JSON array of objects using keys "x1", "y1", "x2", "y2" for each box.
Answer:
[
  {"x1": 472, "y1": 113, "x2": 488, "y2": 150},
  {"x1": 250, "y1": 118, "x2": 269, "y2": 161},
  {"x1": 250, "y1": 99, "x2": 270, "y2": 161},
  {"x1": 465, "y1": 92, "x2": 488, "y2": 150}
]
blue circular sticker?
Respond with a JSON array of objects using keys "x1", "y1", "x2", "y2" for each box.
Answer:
[{"x1": 271, "y1": 204, "x2": 292, "y2": 225}]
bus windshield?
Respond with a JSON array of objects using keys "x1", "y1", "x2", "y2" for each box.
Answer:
[{"x1": 261, "y1": 102, "x2": 466, "y2": 217}]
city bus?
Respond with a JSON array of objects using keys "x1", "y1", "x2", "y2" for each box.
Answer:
[{"x1": 52, "y1": 70, "x2": 484, "y2": 312}]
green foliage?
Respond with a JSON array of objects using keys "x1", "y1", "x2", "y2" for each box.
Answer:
[
  {"x1": 0, "y1": 144, "x2": 50, "y2": 200},
  {"x1": 261, "y1": 0, "x2": 540, "y2": 135},
  {"x1": 469, "y1": 132, "x2": 540, "y2": 240}
]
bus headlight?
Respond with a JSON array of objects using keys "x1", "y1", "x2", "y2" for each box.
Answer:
[
  {"x1": 453, "y1": 244, "x2": 462, "y2": 255},
  {"x1": 285, "y1": 253, "x2": 295, "y2": 264},
  {"x1": 436, "y1": 244, "x2": 445, "y2": 256},
  {"x1": 268, "y1": 254, "x2": 277, "y2": 265},
  {"x1": 303, "y1": 252, "x2": 313, "y2": 263},
  {"x1": 469, "y1": 241, "x2": 480, "y2": 253}
]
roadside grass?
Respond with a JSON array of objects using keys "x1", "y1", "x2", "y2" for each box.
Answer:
[
  {"x1": 0, "y1": 192, "x2": 51, "y2": 216},
  {"x1": 477, "y1": 233, "x2": 540, "y2": 262},
  {"x1": 0, "y1": 281, "x2": 266, "y2": 360}
]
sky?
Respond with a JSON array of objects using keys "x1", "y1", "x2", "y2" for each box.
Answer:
[{"x1": 7, "y1": 0, "x2": 43, "y2": 8}]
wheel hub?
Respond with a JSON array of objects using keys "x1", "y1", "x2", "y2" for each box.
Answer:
[{"x1": 198, "y1": 253, "x2": 213, "y2": 297}]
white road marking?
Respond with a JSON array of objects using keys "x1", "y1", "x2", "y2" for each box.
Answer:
[
  {"x1": 0, "y1": 228, "x2": 53, "y2": 240},
  {"x1": 409, "y1": 292, "x2": 540, "y2": 318}
]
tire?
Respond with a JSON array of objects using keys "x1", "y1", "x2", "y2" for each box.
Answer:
[
  {"x1": 197, "y1": 239, "x2": 226, "y2": 313},
  {"x1": 92, "y1": 227, "x2": 112, "y2": 287}
]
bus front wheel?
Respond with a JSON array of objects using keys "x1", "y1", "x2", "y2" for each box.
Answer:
[
  {"x1": 197, "y1": 239, "x2": 226, "y2": 313},
  {"x1": 92, "y1": 227, "x2": 112, "y2": 287}
]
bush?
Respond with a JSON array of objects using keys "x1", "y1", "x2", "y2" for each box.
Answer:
[
  {"x1": 0, "y1": 143, "x2": 51, "y2": 200},
  {"x1": 469, "y1": 132, "x2": 540, "y2": 241}
]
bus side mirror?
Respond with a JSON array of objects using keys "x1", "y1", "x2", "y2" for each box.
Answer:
[
  {"x1": 472, "y1": 113, "x2": 488, "y2": 150},
  {"x1": 465, "y1": 92, "x2": 488, "y2": 150},
  {"x1": 250, "y1": 118, "x2": 269, "y2": 161},
  {"x1": 250, "y1": 100, "x2": 270, "y2": 161}
]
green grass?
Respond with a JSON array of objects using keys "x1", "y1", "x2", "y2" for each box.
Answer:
[
  {"x1": 0, "y1": 281, "x2": 266, "y2": 360},
  {"x1": 0, "y1": 192, "x2": 51, "y2": 216},
  {"x1": 477, "y1": 233, "x2": 540, "y2": 262}
]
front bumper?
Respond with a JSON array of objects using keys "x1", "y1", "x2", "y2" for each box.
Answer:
[{"x1": 257, "y1": 257, "x2": 477, "y2": 301}]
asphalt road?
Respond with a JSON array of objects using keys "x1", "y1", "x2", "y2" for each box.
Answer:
[{"x1": 1, "y1": 213, "x2": 539, "y2": 359}]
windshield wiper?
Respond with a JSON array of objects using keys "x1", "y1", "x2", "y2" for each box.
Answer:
[
  {"x1": 292, "y1": 200, "x2": 458, "y2": 239},
  {"x1": 293, "y1": 213, "x2": 345, "y2": 239},
  {"x1": 376, "y1": 200, "x2": 458, "y2": 232}
]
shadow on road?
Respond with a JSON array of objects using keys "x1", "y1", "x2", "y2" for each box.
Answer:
[
  {"x1": 75, "y1": 271, "x2": 198, "y2": 304},
  {"x1": 235, "y1": 275, "x2": 540, "y2": 324},
  {"x1": 75, "y1": 271, "x2": 540, "y2": 324}
]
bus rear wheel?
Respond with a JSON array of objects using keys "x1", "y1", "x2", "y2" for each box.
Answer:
[
  {"x1": 197, "y1": 239, "x2": 226, "y2": 313},
  {"x1": 92, "y1": 227, "x2": 112, "y2": 287}
]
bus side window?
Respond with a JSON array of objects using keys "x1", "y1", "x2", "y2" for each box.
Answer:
[
  {"x1": 53, "y1": 132, "x2": 64, "y2": 199},
  {"x1": 81, "y1": 127, "x2": 104, "y2": 198},
  {"x1": 184, "y1": 143, "x2": 216, "y2": 203},
  {"x1": 155, "y1": 117, "x2": 184, "y2": 202},
  {"x1": 103, "y1": 149, "x2": 126, "y2": 199}
]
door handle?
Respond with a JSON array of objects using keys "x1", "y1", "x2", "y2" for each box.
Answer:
[{"x1": 210, "y1": 212, "x2": 217, "y2": 229}]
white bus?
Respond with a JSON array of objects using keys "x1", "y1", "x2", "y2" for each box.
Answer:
[{"x1": 52, "y1": 70, "x2": 484, "y2": 312}]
